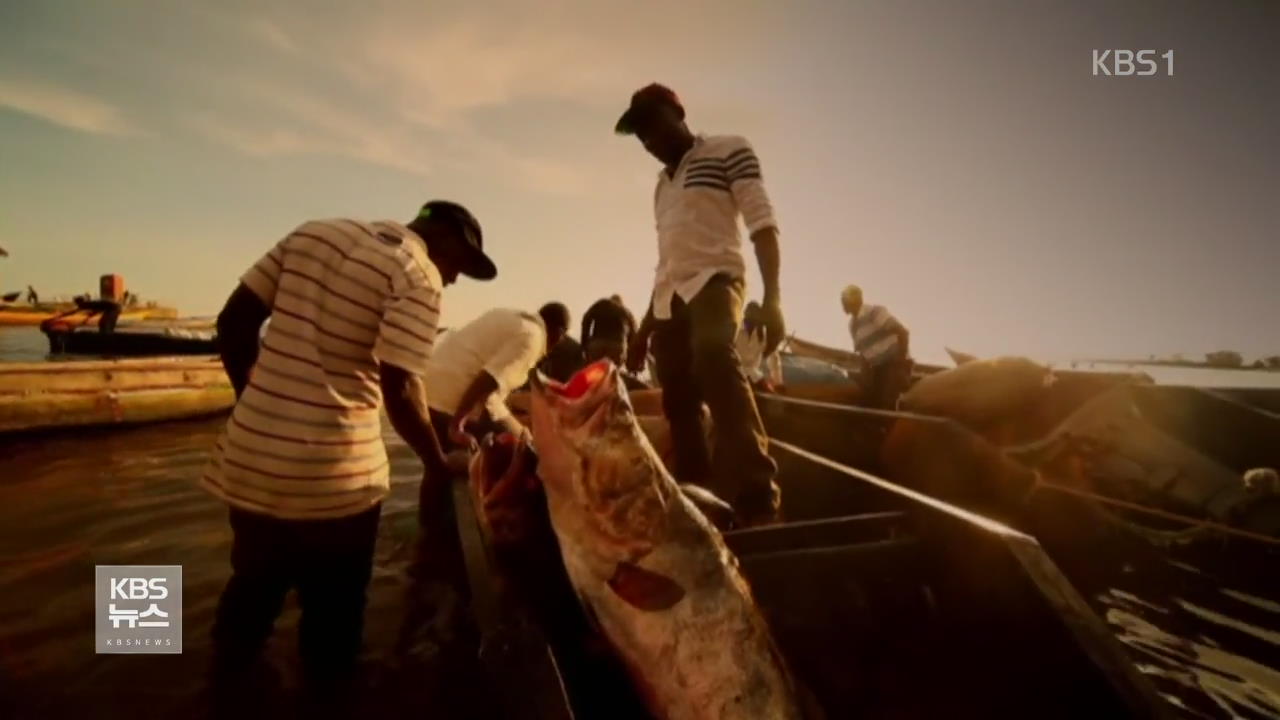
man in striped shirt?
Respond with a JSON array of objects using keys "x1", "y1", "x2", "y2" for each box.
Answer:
[
  {"x1": 617, "y1": 83, "x2": 786, "y2": 527},
  {"x1": 203, "y1": 200, "x2": 496, "y2": 686},
  {"x1": 842, "y1": 284, "x2": 913, "y2": 409}
]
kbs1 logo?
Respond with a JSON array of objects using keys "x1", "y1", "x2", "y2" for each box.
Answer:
[
  {"x1": 95, "y1": 566, "x2": 183, "y2": 654},
  {"x1": 1093, "y1": 49, "x2": 1174, "y2": 76}
]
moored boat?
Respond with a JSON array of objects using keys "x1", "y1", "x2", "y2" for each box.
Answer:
[
  {"x1": 43, "y1": 319, "x2": 218, "y2": 357},
  {"x1": 0, "y1": 357, "x2": 233, "y2": 435},
  {"x1": 0, "y1": 304, "x2": 170, "y2": 326}
]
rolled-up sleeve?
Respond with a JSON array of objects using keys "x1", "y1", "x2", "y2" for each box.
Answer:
[
  {"x1": 373, "y1": 283, "x2": 441, "y2": 375},
  {"x1": 725, "y1": 136, "x2": 778, "y2": 236},
  {"x1": 239, "y1": 237, "x2": 289, "y2": 306}
]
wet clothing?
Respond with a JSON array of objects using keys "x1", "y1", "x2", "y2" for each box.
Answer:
[
  {"x1": 650, "y1": 274, "x2": 780, "y2": 522},
  {"x1": 650, "y1": 135, "x2": 778, "y2": 320},
  {"x1": 212, "y1": 502, "x2": 382, "y2": 679},
  {"x1": 202, "y1": 218, "x2": 442, "y2": 521}
]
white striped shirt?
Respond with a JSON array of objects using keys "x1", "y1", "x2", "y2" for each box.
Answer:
[
  {"x1": 651, "y1": 134, "x2": 778, "y2": 320},
  {"x1": 849, "y1": 304, "x2": 907, "y2": 368},
  {"x1": 201, "y1": 218, "x2": 442, "y2": 520}
]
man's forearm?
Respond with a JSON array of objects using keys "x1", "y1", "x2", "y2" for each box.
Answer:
[
  {"x1": 218, "y1": 335, "x2": 259, "y2": 398},
  {"x1": 383, "y1": 371, "x2": 448, "y2": 471},
  {"x1": 454, "y1": 371, "x2": 500, "y2": 426},
  {"x1": 751, "y1": 227, "x2": 781, "y2": 302}
]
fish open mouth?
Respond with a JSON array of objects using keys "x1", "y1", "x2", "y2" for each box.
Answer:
[{"x1": 529, "y1": 359, "x2": 615, "y2": 400}]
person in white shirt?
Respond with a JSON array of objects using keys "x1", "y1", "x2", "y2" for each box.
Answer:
[
  {"x1": 842, "y1": 284, "x2": 913, "y2": 409},
  {"x1": 617, "y1": 83, "x2": 786, "y2": 527},
  {"x1": 423, "y1": 303, "x2": 567, "y2": 453}
]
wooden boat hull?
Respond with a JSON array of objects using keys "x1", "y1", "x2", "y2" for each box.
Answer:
[
  {"x1": 449, "y1": 426, "x2": 1171, "y2": 719},
  {"x1": 44, "y1": 328, "x2": 218, "y2": 357},
  {"x1": 1, "y1": 308, "x2": 157, "y2": 327},
  {"x1": 0, "y1": 357, "x2": 233, "y2": 434}
]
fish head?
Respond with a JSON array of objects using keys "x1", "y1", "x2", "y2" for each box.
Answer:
[{"x1": 528, "y1": 359, "x2": 670, "y2": 550}]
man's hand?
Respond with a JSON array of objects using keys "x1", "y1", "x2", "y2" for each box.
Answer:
[
  {"x1": 760, "y1": 295, "x2": 786, "y2": 356},
  {"x1": 449, "y1": 414, "x2": 479, "y2": 452}
]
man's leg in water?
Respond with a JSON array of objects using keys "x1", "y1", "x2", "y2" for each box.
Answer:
[
  {"x1": 295, "y1": 503, "x2": 382, "y2": 685},
  {"x1": 685, "y1": 275, "x2": 780, "y2": 524},
  {"x1": 211, "y1": 508, "x2": 294, "y2": 673}
]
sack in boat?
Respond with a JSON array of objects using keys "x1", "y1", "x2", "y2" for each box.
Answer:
[{"x1": 899, "y1": 356, "x2": 1055, "y2": 427}]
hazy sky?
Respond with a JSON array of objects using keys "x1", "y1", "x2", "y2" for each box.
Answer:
[{"x1": 1, "y1": 0, "x2": 1276, "y2": 363}]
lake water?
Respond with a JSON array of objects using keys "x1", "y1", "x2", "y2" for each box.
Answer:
[{"x1": 1, "y1": 325, "x2": 1277, "y2": 718}]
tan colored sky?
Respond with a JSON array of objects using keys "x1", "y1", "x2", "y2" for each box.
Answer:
[{"x1": 0, "y1": 0, "x2": 1276, "y2": 363}]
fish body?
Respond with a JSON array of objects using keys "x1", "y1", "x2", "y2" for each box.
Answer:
[{"x1": 527, "y1": 360, "x2": 803, "y2": 720}]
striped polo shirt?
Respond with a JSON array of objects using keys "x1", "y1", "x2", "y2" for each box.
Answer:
[
  {"x1": 849, "y1": 304, "x2": 907, "y2": 368},
  {"x1": 651, "y1": 134, "x2": 779, "y2": 319},
  {"x1": 201, "y1": 218, "x2": 442, "y2": 520}
]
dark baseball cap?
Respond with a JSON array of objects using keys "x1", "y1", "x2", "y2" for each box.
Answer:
[
  {"x1": 614, "y1": 83, "x2": 685, "y2": 135},
  {"x1": 416, "y1": 200, "x2": 497, "y2": 280}
]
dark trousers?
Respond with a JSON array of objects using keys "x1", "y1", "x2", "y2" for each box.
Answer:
[
  {"x1": 211, "y1": 503, "x2": 381, "y2": 679},
  {"x1": 651, "y1": 274, "x2": 780, "y2": 521},
  {"x1": 867, "y1": 357, "x2": 914, "y2": 410}
]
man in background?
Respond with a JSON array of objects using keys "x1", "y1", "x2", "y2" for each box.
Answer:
[
  {"x1": 842, "y1": 284, "x2": 912, "y2": 409},
  {"x1": 205, "y1": 201, "x2": 495, "y2": 690},
  {"x1": 581, "y1": 294, "x2": 636, "y2": 365},
  {"x1": 617, "y1": 83, "x2": 786, "y2": 527},
  {"x1": 536, "y1": 302, "x2": 585, "y2": 383}
]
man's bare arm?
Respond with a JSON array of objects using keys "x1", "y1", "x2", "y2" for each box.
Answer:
[
  {"x1": 216, "y1": 284, "x2": 271, "y2": 398},
  {"x1": 380, "y1": 363, "x2": 452, "y2": 476},
  {"x1": 450, "y1": 370, "x2": 501, "y2": 442},
  {"x1": 751, "y1": 226, "x2": 781, "y2": 304}
]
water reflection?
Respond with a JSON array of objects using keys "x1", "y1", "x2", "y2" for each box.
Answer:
[
  {"x1": 1102, "y1": 578, "x2": 1280, "y2": 719},
  {"x1": 1, "y1": 414, "x2": 1278, "y2": 718}
]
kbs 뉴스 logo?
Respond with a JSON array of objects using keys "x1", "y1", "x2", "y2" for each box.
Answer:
[{"x1": 95, "y1": 565, "x2": 182, "y2": 654}]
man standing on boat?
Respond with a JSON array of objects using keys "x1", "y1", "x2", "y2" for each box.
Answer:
[
  {"x1": 202, "y1": 200, "x2": 496, "y2": 690},
  {"x1": 842, "y1": 284, "x2": 913, "y2": 409},
  {"x1": 618, "y1": 83, "x2": 786, "y2": 527}
]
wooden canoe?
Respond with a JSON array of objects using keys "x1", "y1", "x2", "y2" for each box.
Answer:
[
  {"x1": 0, "y1": 357, "x2": 233, "y2": 434},
  {"x1": 449, "y1": 419, "x2": 1172, "y2": 719},
  {"x1": 0, "y1": 304, "x2": 178, "y2": 326}
]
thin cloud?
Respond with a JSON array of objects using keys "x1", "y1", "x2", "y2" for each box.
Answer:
[{"x1": 0, "y1": 76, "x2": 135, "y2": 136}]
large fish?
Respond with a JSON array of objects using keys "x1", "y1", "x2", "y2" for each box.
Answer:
[{"x1": 527, "y1": 359, "x2": 805, "y2": 720}]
